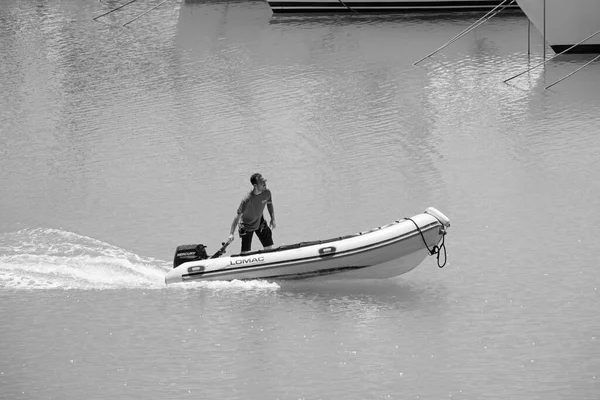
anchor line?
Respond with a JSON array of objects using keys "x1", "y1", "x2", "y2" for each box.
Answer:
[{"x1": 405, "y1": 217, "x2": 448, "y2": 268}]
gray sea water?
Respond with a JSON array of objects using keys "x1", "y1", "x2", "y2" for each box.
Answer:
[{"x1": 1, "y1": 1, "x2": 599, "y2": 399}]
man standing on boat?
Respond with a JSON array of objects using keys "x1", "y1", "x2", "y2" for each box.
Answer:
[{"x1": 228, "y1": 173, "x2": 276, "y2": 253}]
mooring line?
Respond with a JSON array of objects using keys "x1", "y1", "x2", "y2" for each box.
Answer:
[
  {"x1": 122, "y1": 0, "x2": 169, "y2": 27},
  {"x1": 93, "y1": 0, "x2": 138, "y2": 21},
  {"x1": 504, "y1": 28, "x2": 600, "y2": 84},
  {"x1": 546, "y1": 54, "x2": 600, "y2": 90},
  {"x1": 414, "y1": 0, "x2": 515, "y2": 65},
  {"x1": 337, "y1": 0, "x2": 357, "y2": 13}
]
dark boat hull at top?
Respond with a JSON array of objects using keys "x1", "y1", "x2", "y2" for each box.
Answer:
[
  {"x1": 516, "y1": 0, "x2": 600, "y2": 54},
  {"x1": 268, "y1": 0, "x2": 521, "y2": 14}
]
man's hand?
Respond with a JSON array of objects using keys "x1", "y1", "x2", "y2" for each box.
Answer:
[
  {"x1": 270, "y1": 220, "x2": 276, "y2": 230},
  {"x1": 228, "y1": 233, "x2": 234, "y2": 243}
]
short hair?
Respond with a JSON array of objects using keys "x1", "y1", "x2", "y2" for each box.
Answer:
[{"x1": 250, "y1": 173, "x2": 262, "y2": 185}]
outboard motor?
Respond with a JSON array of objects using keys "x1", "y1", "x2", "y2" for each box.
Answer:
[{"x1": 173, "y1": 244, "x2": 209, "y2": 269}]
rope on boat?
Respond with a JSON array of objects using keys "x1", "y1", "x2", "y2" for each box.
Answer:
[{"x1": 405, "y1": 218, "x2": 447, "y2": 268}]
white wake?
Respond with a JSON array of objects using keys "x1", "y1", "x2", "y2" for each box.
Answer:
[{"x1": 0, "y1": 228, "x2": 280, "y2": 291}]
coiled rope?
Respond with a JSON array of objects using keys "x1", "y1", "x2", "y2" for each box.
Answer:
[{"x1": 405, "y1": 218, "x2": 448, "y2": 268}]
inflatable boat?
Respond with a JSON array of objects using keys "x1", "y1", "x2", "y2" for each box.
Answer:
[{"x1": 165, "y1": 207, "x2": 450, "y2": 284}]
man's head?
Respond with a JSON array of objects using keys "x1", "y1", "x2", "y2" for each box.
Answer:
[{"x1": 250, "y1": 173, "x2": 267, "y2": 190}]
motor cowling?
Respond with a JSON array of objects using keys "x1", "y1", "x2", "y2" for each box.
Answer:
[{"x1": 173, "y1": 244, "x2": 209, "y2": 269}]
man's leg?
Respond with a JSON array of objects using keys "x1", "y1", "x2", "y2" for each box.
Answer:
[
  {"x1": 239, "y1": 228, "x2": 253, "y2": 253},
  {"x1": 256, "y1": 218, "x2": 273, "y2": 250}
]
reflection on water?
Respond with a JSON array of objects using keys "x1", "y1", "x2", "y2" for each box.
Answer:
[{"x1": 280, "y1": 278, "x2": 446, "y2": 312}]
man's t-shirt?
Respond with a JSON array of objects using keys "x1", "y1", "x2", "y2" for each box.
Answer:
[{"x1": 237, "y1": 189, "x2": 272, "y2": 232}]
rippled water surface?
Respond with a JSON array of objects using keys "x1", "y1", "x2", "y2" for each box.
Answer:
[{"x1": 1, "y1": 1, "x2": 599, "y2": 399}]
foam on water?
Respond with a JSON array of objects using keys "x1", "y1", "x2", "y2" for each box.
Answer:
[
  {"x1": 171, "y1": 279, "x2": 280, "y2": 292},
  {"x1": 0, "y1": 228, "x2": 280, "y2": 291}
]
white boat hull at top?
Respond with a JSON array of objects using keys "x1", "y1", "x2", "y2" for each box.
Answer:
[
  {"x1": 516, "y1": 0, "x2": 600, "y2": 53},
  {"x1": 165, "y1": 207, "x2": 450, "y2": 284},
  {"x1": 268, "y1": 0, "x2": 520, "y2": 14}
]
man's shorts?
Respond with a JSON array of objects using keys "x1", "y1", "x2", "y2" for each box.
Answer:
[{"x1": 239, "y1": 217, "x2": 273, "y2": 253}]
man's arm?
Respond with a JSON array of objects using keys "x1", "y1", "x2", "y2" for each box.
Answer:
[
  {"x1": 229, "y1": 213, "x2": 242, "y2": 242},
  {"x1": 267, "y1": 202, "x2": 276, "y2": 230}
]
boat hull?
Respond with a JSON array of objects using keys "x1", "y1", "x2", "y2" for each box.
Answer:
[
  {"x1": 516, "y1": 0, "x2": 600, "y2": 53},
  {"x1": 165, "y1": 207, "x2": 450, "y2": 284},
  {"x1": 268, "y1": 0, "x2": 520, "y2": 14}
]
